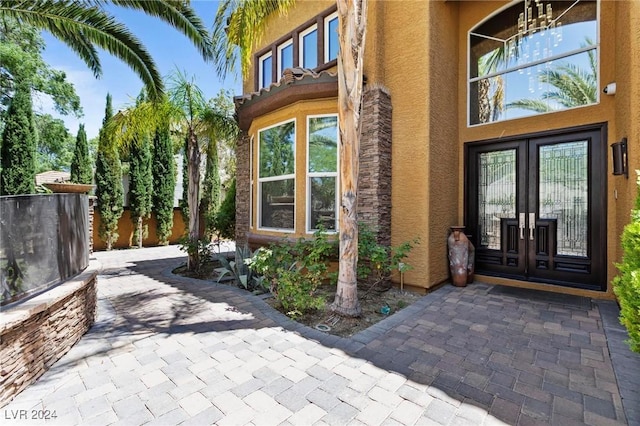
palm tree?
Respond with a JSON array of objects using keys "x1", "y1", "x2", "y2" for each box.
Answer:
[
  {"x1": 212, "y1": 0, "x2": 368, "y2": 317},
  {"x1": 110, "y1": 70, "x2": 238, "y2": 270},
  {"x1": 0, "y1": 0, "x2": 213, "y2": 99},
  {"x1": 507, "y1": 39, "x2": 597, "y2": 113}
]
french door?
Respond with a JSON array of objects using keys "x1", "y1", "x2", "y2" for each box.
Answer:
[{"x1": 466, "y1": 126, "x2": 606, "y2": 290}]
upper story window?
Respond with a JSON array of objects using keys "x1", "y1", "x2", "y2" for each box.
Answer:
[
  {"x1": 307, "y1": 115, "x2": 338, "y2": 232},
  {"x1": 278, "y1": 39, "x2": 294, "y2": 76},
  {"x1": 468, "y1": 0, "x2": 598, "y2": 126},
  {"x1": 324, "y1": 12, "x2": 339, "y2": 62},
  {"x1": 258, "y1": 120, "x2": 296, "y2": 231},
  {"x1": 300, "y1": 25, "x2": 318, "y2": 69},
  {"x1": 254, "y1": 6, "x2": 338, "y2": 92},
  {"x1": 258, "y1": 52, "x2": 273, "y2": 90}
]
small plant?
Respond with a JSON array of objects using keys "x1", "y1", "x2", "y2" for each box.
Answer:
[
  {"x1": 179, "y1": 237, "x2": 212, "y2": 273},
  {"x1": 216, "y1": 245, "x2": 265, "y2": 292},
  {"x1": 612, "y1": 171, "x2": 640, "y2": 353},
  {"x1": 357, "y1": 223, "x2": 418, "y2": 290},
  {"x1": 248, "y1": 228, "x2": 336, "y2": 317}
]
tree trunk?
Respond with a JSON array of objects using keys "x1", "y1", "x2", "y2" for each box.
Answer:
[
  {"x1": 187, "y1": 129, "x2": 201, "y2": 270},
  {"x1": 331, "y1": 0, "x2": 368, "y2": 317},
  {"x1": 137, "y1": 216, "x2": 143, "y2": 249}
]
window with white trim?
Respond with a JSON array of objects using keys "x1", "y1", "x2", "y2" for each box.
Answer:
[
  {"x1": 307, "y1": 115, "x2": 338, "y2": 232},
  {"x1": 258, "y1": 52, "x2": 273, "y2": 89},
  {"x1": 277, "y1": 39, "x2": 294, "y2": 77},
  {"x1": 299, "y1": 25, "x2": 318, "y2": 69},
  {"x1": 258, "y1": 120, "x2": 296, "y2": 231},
  {"x1": 249, "y1": 136, "x2": 254, "y2": 229},
  {"x1": 324, "y1": 12, "x2": 339, "y2": 63},
  {"x1": 469, "y1": 0, "x2": 598, "y2": 126}
]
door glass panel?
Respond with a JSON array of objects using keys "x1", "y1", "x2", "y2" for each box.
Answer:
[
  {"x1": 538, "y1": 141, "x2": 588, "y2": 256},
  {"x1": 478, "y1": 149, "x2": 517, "y2": 249}
]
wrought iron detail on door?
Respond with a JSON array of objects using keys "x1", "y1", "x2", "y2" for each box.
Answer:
[{"x1": 466, "y1": 126, "x2": 606, "y2": 290}]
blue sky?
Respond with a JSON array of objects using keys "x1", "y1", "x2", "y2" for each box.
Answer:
[{"x1": 36, "y1": 1, "x2": 241, "y2": 140}]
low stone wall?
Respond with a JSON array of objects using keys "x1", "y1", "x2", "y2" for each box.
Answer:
[{"x1": 0, "y1": 263, "x2": 99, "y2": 407}]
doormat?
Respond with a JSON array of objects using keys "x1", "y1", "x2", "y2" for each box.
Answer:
[{"x1": 488, "y1": 285, "x2": 592, "y2": 309}]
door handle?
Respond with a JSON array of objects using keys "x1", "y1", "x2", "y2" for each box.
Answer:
[
  {"x1": 529, "y1": 213, "x2": 536, "y2": 240},
  {"x1": 519, "y1": 213, "x2": 526, "y2": 240}
]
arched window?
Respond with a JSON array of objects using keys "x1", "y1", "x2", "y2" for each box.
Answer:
[{"x1": 469, "y1": 0, "x2": 598, "y2": 126}]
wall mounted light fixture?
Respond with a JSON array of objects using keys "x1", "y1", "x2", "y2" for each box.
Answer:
[{"x1": 611, "y1": 137, "x2": 628, "y2": 178}]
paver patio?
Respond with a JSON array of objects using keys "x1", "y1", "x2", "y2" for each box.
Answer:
[{"x1": 2, "y1": 245, "x2": 638, "y2": 425}]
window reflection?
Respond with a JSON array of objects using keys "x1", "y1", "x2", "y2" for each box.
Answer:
[
  {"x1": 469, "y1": 0, "x2": 597, "y2": 125},
  {"x1": 301, "y1": 26, "x2": 318, "y2": 69}
]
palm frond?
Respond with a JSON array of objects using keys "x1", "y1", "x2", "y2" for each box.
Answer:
[
  {"x1": 200, "y1": 107, "x2": 239, "y2": 147},
  {"x1": 108, "y1": 97, "x2": 175, "y2": 146},
  {"x1": 168, "y1": 68, "x2": 207, "y2": 125},
  {"x1": 99, "y1": 0, "x2": 213, "y2": 60},
  {"x1": 211, "y1": 0, "x2": 296, "y2": 78},
  {"x1": 2, "y1": 0, "x2": 164, "y2": 99},
  {"x1": 506, "y1": 99, "x2": 553, "y2": 113}
]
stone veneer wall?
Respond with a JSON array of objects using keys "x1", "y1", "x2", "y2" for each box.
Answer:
[
  {"x1": 357, "y1": 86, "x2": 393, "y2": 246},
  {"x1": 0, "y1": 265, "x2": 98, "y2": 407},
  {"x1": 235, "y1": 132, "x2": 251, "y2": 247}
]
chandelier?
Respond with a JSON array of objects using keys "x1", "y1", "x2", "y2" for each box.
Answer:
[{"x1": 507, "y1": 0, "x2": 563, "y2": 61}]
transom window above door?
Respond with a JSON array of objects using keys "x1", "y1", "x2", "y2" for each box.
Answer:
[{"x1": 468, "y1": 0, "x2": 598, "y2": 126}]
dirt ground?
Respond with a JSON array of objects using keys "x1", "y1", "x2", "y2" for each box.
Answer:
[
  {"x1": 265, "y1": 283, "x2": 421, "y2": 337},
  {"x1": 174, "y1": 260, "x2": 421, "y2": 338}
]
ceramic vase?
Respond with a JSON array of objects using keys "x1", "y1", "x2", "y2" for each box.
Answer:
[
  {"x1": 448, "y1": 226, "x2": 470, "y2": 287},
  {"x1": 467, "y1": 238, "x2": 476, "y2": 284}
]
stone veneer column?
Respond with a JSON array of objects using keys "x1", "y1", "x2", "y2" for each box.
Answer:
[
  {"x1": 357, "y1": 86, "x2": 392, "y2": 246},
  {"x1": 235, "y1": 132, "x2": 251, "y2": 247}
]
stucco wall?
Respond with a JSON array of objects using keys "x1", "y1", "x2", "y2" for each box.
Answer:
[
  {"x1": 613, "y1": 0, "x2": 640, "y2": 265},
  {"x1": 456, "y1": 0, "x2": 628, "y2": 296},
  {"x1": 380, "y1": 1, "x2": 439, "y2": 289}
]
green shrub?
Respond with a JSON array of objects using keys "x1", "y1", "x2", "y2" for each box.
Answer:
[
  {"x1": 213, "y1": 178, "x2": 236, "y2": 241},
  {"x1": 357, "y1": 223, "x2": 417, "y2": 288},
  {"x1": 248, "y1": 229, "x2": 335, "y2": 318},
  {"x1": 613, "y1": 174, "x2": 640, "y2": 352},
  {"x1": 179, "y1": 237, "x2": 211, "y2": 273}
]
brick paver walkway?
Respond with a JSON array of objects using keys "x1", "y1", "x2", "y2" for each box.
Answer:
[{"x1": 3, "y1": 246, "x2": 638, "y2": 425}]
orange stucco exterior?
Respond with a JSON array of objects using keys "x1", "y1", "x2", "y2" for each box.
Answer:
[{"x1": 239, "y1": 0, "x2": 640, "y2": 298}]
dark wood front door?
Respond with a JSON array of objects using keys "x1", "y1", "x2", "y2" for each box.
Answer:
[{"x1": 465, "y1": 126, "x2": 607, "y2": 291}]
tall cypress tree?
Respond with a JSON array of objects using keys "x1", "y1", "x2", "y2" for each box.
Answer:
[
  {"x1": 152, "y1": 127, "x2": 175, "y2": 245},
  {"x1": 70, "y1": 124, "x2": 92, "y2": 184},
  {"x1": 129, "y1": 131, "x2": 153, "y2": 248},
  {"x1": 94, "y1": 93, "x2": 123, "y2": 250},
  {"x1": 201, "y1": 138, "x2": 221, "y2": 240},
  {"x1": 1, "y1": 83, "x2": 36, "y2": 195}
]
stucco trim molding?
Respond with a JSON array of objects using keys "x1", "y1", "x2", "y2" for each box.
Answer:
[{"x1": 236, "y1": 69, "x2": 338, "y2": 131}]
